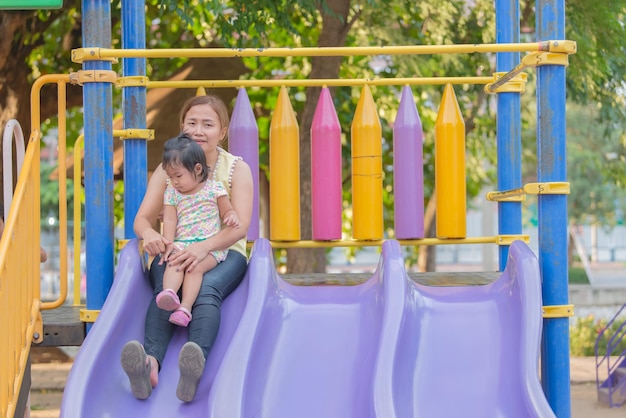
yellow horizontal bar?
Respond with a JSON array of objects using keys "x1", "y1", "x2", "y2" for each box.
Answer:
[
  {"x1": 248, "y1": 234, "x2": 530, "y2": 249},
  {"x1": 486, "y1": 189, "x2": 526, "y2": 201},
  {"x1": 116, "y1": 75, "x2": 149, "y2": 87},
  {"x1": 145, "y1": 77, "x2": 494, "y2": 89},
  {"x1": 542, "y1": 304, "x2": 574, "y2": 318},
  {"x1": 80, "y1": 308, "x2": 100, "y2": 323},
  {"x1": 113, "y1": 129, "x2": 155, "y2": 140},
  {"x1": 71, "y1": 40, "x2": 576, "y2": 63}
]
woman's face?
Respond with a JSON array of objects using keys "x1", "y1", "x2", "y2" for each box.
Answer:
[{"x1": 181, "y1": 103, "x2": 226, "y2": 154}]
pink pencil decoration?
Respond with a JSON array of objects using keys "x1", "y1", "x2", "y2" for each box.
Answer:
[{"x1": 311, "y1": 87, "x2": 342, "y2": 240}]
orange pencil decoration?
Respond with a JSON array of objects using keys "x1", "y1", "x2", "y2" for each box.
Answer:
[
  {"x1": 351, "y1": 85, "x2": 383, "y2": 240},
  {"x1": 435, "y1": 83, "x2": 466, "y2": 238},
  {"x1": 269, "y1": 86, "x2": 300, "y2": 240}
]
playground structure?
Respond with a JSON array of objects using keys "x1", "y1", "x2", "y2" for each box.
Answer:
[{"x1": 0, "y1": 0, "x2": 583, "y2": 417}]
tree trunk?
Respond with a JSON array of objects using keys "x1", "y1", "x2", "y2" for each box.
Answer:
[
  {"x1": 418, "y1": 194, "x2": 437, "y2": 272},
  {"x1": 286, "y1": 0, "x2": 356, "y2": 273}
]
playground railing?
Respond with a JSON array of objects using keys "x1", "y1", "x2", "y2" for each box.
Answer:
[
  {"x1": 595, "y1": 302, "x2": 626, "y2": 407},
  {"x1": 0, "y1": 74, "x2": 71, "y2": 418},
  {"x1": 0, "y1": 124, "x2": 43, "y2": 418}
]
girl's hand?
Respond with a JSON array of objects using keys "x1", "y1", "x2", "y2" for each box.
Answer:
[
  {"x1": 142, "y1": 228, "x2": 172, "y2": 257},
  {"x1": 223, "y1": 209, "x2": 241, "y2": 229},
  {"x1": 166, "y1": 241, "x2": 209, "y2": 273},
  {"x1": 159, "y1": 244, "x2": 176, "y2": 264}
]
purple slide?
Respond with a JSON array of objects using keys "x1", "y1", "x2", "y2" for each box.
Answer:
[{"x1": 61, "y1": 238, "x2": 554, "y2": 417}]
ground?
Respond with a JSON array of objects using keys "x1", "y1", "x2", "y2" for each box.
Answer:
[{"x1": 27, "y1": 348, "x2": 626, "y2": 418}]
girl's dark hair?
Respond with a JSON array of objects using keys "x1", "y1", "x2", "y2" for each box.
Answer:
[{"x1": 162, "y1": 134, "x2": 209, "y2": 182}]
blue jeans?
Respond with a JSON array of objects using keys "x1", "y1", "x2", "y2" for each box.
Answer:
[{"x1": 143, "y1": 250, "x2": 248, "y2": 368}]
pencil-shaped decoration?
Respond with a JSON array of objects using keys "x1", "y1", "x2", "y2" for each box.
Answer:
[
  {"x1": 435, "y1": 83, "x2": 466, "y2": 238},
  {"x1": 269, "y1": 86, "x2": 300, "y2": 241},
  {"x1": 229, "y1": 88, "x2": 260, "y2": 240},
  {"x1": 393, "y1": 85, "x2": 424, "y2": 239},
  {"x1": 311, "y1": 87, "x2": 342, "y2": 241},
  {"x1": 351, "y1": 85, "x2": 383, "y2": 240}
]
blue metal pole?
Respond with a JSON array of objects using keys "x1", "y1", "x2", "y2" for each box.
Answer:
[
  {"x1": 122, "y1": 0, "x2": 147, "y2": 238},
  {"x1": 82, "y1": 0, "x2": 114, "y2": 325},
  {"x1": 537, "y1": 1, "x2": 571, "y2": 416},
  {"x1": 494, "y1": 0, "x2": 522, "y2": 271}
]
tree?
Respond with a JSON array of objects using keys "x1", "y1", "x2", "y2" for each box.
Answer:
[{"x1": 3, "y1": 0, "x2": 625, "y2": 274}]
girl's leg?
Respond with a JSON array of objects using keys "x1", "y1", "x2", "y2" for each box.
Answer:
[
  {"x1": 188, "y1": 251, "x2": 247, "y2": 358},
  {"x1": 179, "y1": 255, "x2": 217, "y2": 312},
  {"x1": 163, "y1": 263, "x2": 185, "y2": 293}
]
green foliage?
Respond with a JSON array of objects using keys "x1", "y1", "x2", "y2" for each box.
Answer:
[
  {"x1": 568, "y1": 266, "x2": 589, "y2": 284},
  {"x1": 11, "y1": 0, "x2": 626, "y2": 270},
  {"x1": 40, "y1": 162, "x2": 77, "y2": 223},
  {"x1": 158, "y1": 0, "x2": 321, "y2": 47},
  {"x1": 570, "y1": 314, "x2": 626, "y2": 357}
]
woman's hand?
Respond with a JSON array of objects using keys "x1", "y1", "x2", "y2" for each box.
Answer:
[
  {"x1": 166, "y1": 241, "x2": 209, "y2": 273},
  {"x1": 142, "y1": 228, "x2": 172, "y2": 257}
]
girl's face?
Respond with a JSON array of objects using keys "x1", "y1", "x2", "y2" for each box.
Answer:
[
  {"x1": 165, "y1": 163, "x2": 204, "y2": 195},
  {"x1": 181, "y1": 103, "x2": 227, "y2": 154}
]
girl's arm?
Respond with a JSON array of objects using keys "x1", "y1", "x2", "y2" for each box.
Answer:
[
  {"x1": 160, "y1": 204, "x2": 178, "y2": 262},
  {"x1": 133, "y1": 164, "x2": 172, "y2": 256},
  {"x1": 167, "y1": 160, "x2": 253, "y2": 273},
  {"x1": 217, "y1": 195, "x2": 240, "y2": 229}
]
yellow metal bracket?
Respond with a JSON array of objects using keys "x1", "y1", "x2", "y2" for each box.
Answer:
[
  {"x1": 521, "y1": 51, "x2": 569, "y2": 68},
  {"x1": 543, "y1": 40, "x2": 577, "y2": 54},
  {"x1": 542, "y1": 304, "x2": 574, "y2": 318},
  {"x1": 524, "y1": 182, "x2": 570, "y2": 195},
  {"x1": 487, "y1": 72, "x2": 527, "y2": 93},
  {"x1": 80, "y1": 308, "x2": 100, "y2": 323},
  {"x1": 486, "y1": 51, "x2": 569, "y2": 94},
  {"x1": 496, "y1": 234, "x2": 530, "y2": 245},
  {"x1": 69, "y1": 70, "x2": 117, "y2": 86},
  {"x1": 116, "y1": 76, "x2": 149, "y2": 88},
  {"x1": 113, "y1": 129, "x2": 155, "y2": 140},
  {"x1": 71, "y1": 47, "x2": 118, "y2": 63},
  {"x1": 487, "y1": 182, "x2": 570, "y2": 201}
]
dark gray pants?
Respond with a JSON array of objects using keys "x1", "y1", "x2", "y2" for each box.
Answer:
[{"x1": 143, "y1": 250, "x2": 247, "y2": 368}]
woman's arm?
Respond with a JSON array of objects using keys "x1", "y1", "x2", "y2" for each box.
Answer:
[
  {"x1": 168, "y1": 160, "x2": 253, "y2": 272},
  {"x1": 133, "y1": 164, "x2": 172, "y2": 256}
]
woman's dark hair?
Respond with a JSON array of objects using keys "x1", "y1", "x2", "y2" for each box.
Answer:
[{"x1": 162, "y1": 134, "x2": 209, "y2": 182}]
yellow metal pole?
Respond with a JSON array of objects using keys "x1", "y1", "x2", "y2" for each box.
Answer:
[
  {"x1": 73, "y1": 135, "x2": 84, "y2": 306},
  {"x1": 72, "y1": 40, "x2": 577, "y2": 62},
  {"x1": 352, "y1": 85, "x2": 383, "y2": 240},
  {"x1": 435, "y1": 84, "x2": 466, "y2": 238},
  {"x1": 144, "y1": 76, "x2": 494, "y2": 90},
  {"x1": 269, "y1": 86, "x2": 300, "y2": 240}
]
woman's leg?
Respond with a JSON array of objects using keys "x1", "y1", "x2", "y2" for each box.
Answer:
[
  {"x1": 180, "y1": 255, "x2": 217, "y2": 312},
  {"x1": 188, "y1": 250, "x2": 248, "y2": 358},
  {"x1": 144, "y1": 255, "x2": 177, "y2": 367}
]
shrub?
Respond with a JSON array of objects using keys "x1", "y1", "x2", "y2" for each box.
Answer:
[
  {"x1": 568, "y1": 266, "x2": 589, "y2": 284},
  {"x1": 570, "y1": 314, "x2": 626, "y2": 356}
]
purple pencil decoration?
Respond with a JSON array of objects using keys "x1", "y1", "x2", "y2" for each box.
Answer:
[
  {"x1": 229, "y1": 88, "x2": 260, "y2": 240},
  {"x1": 393, "y1": 85, "x2": 424, "y2": 239}
]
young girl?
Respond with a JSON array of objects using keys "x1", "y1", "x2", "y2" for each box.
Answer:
[{"x1": 156, "y1": 134, "x2": 240, "y2": 327}]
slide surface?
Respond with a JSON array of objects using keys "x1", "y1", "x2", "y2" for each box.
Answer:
[{"x1": 61, "y1": 238, "x2": 554, "y2": 418}]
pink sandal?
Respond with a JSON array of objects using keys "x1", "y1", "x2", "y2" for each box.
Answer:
[
  {"x1": 156, "y1": 288, "x2": 180, "y2": 311},
  {"x1": 169, "y1": 307, "x2": 192, "y2": 327}
]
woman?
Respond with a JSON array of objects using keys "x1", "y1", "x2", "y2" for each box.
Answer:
[{"x1": 120, "y1": 94, "x2": 253, "y2": 402}]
